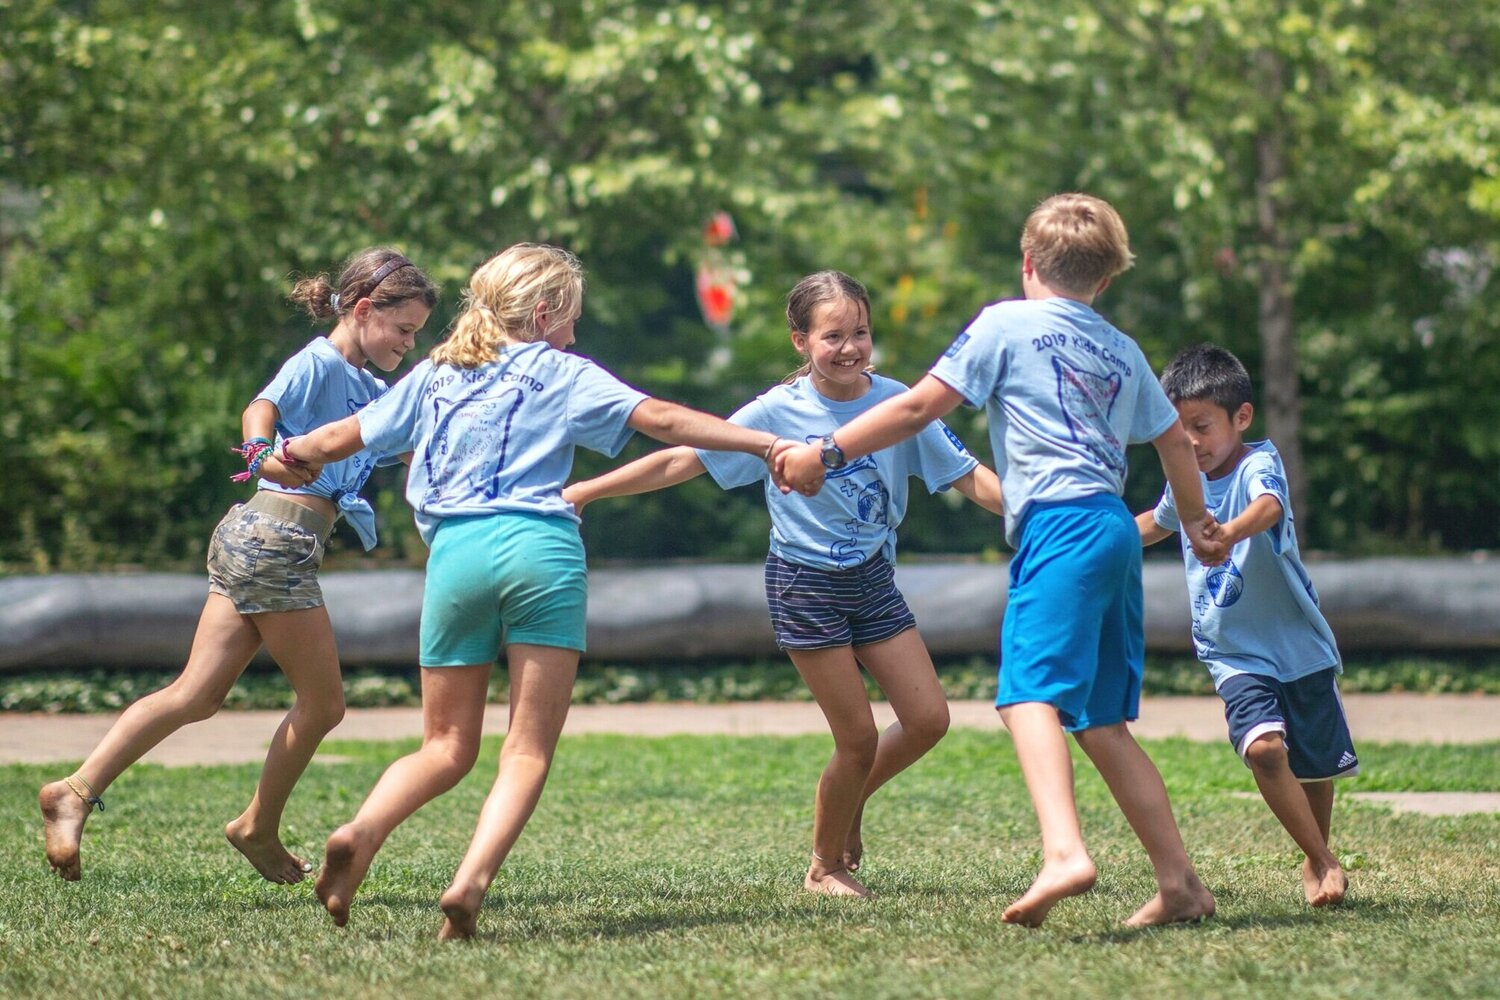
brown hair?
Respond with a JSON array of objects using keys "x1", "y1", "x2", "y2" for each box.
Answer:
[
  {"x1": 289, "y1": 247, "x2": 438, "y2": 320},
  {"x1": 1020, "y1": 193, "x2": 1135, "y2": 296},
  {"x1": 429, "y1": 244, "x2": 585, "y2": 369},
  {"x1": 782, "y1": 270, "x2": 873, "y2": 383}
]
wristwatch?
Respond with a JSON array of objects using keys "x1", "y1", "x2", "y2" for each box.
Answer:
[{"x1": 818, "y1": 434, "x2": 847, "y2": 470}]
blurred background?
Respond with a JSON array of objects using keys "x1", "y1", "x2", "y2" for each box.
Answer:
[{"x1": 3, "y1": 0, "x2": 1497, "y2": 574}]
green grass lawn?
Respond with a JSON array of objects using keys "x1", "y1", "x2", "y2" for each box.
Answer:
[{"x1": 4, "y1": 731, "x2": 1499, "y2": 999}]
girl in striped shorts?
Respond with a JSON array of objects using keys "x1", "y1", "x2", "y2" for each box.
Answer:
[{"x1": 565, "y1": 271, "x2": 1002, "y2": 896}]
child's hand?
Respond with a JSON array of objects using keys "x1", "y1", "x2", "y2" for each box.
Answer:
[
  {"x1": 259, "y1": 454, "x2": 320, "y2": 489},
  {"x1": 774, "y1": 442, "x2": 825, "y2": 497},
  {"x1": 765, "y1": 438, "x2": 801, "y2": 495},
  {"x1": 561, "y1": 483, "x2": 589, "y2": 516},
  {"x1": 1182, "y1": 514, "x2": 1226, "y2": 565}
]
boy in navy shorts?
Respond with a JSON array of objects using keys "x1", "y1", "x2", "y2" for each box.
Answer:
[
  {"x1": 1138, "y1": 344, "x2": 1354, "y2": 907},
  {"x1": 779, "y1": 194, "x2": 1223, "y2": 927}
]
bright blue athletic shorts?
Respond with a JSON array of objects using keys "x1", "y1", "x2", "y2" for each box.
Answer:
[
  {"x1": 998, "y1": 494, "x2": 1143, "y2": 732},
  {"x1": 1219, "y1": 668, "x2": 1360, "y2": 780},
  {"x1": 420, "y1": 511, "x2": 588, "y2": 666}
]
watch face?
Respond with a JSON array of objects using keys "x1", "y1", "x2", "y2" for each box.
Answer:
[{"x1": 820, "y1": 441, "x2": 846, "y2": 469}]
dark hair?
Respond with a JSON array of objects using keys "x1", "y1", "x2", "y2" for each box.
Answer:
[
  {"x1": 289, "y1": 246, "x2": 439, "y2": 321},
  {"x1": 1159, "y1": 343, "x2": 1253, "y2": 413},
  {"x1": 782, "y1": 270, "x2": 872, "y2": 383}
]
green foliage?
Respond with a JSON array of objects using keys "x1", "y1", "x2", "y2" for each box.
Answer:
[
  {"x1": 2, "y1": 1, "x2": 1497, "y2": 567},
  {"x1": 2, "y1": 733, "x2": 1499, "y2": 997}
]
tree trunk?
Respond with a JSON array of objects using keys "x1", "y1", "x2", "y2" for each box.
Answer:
[{"x1": 1254, "y1": 47, "x2": 1307, "y2": 544}]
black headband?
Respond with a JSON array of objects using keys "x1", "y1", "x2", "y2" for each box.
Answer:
[{"x1": 360, "y1": 257, "x2": 412, "y2": 299}]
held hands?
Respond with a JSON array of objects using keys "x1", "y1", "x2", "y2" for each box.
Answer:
[
  {"x1": 765, "y1": 438, "x2": 803, "y2": 496},
  {"x1": 1181, "y1": 512, "x2": 1227, "y2": 565},
  {"x1": 773, "y1": 442, "x2": 826, "y2": 498},
  {"x1": 258, "y1": 453, "x2": 321, "y2": 489}
]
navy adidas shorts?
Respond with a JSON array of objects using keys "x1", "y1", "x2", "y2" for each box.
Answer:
[
  {"x1": 1219, "y1": 668, "x2": 1360, "y2": 781},
  {"x1": 764, "y1": 553, "x2": 916, "y2": 650}
]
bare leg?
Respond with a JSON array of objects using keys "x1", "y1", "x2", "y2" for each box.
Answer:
[
  {"x1": 788, "y1": 646, "x2": 876, "y2": 898},
  {"x1": 225, "y1": 605, "x2": 347, "y2": 884},
  {"x1": 845, "y1": 628, "x2": 950, "y2": 871},
  {"x1": 438, "y1": 644, "x2": 578, "y2": 941},
  {"x1": 41, "y1": 594, "x2": 259, "y2": 881},
  {"x1": 1074, "y1": 722, "x2": 1215, "y2": 927},
  {"x1": 1302, "y1": 780, "x2": 1345, "y2": 905},
  {"x1": 997, "y1": 702, "x2": 1098, "y2": 926},
  {"x1": 317, "y1": 665, "x2": 488, "y2": 927}
]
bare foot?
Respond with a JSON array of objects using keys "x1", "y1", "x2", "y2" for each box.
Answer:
[
  {"x1": 225, "y1": 817, "x2": 312, "y2": 884},
  {"x1": 438, "y1": 881, "x2": 485, "y2": 941},
  {"x1": 805, "y1": 862, "x2": 873, "y2": 898},
  {"x1": 316, "y1": 824, "x2": 377, "y2": 928},
  {"x1": 1124, "y1": 871, "x2": 1216, "y2": 928},
  {"x1": 40, "y1": 781, "x2": 91, "y2": 881},
  {"x1": 1002, "y1": 853, "x2": 1098, "y2": 927},
  {"x1": 1303, "y1": 857, "x2": 1347, "y2": 907}
]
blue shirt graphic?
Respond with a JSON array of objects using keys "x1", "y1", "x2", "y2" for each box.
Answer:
[
  {"x1": 697, "y1": 373, "x2": 979, "y2": 570},
  {"x1": 254, "y1": 336, "x2": 392, "y2": 550},
  {"x1": 929, "y1": 298, "x2": 1179, "y2": 546},
  {"x1": 1153, "y1": 440, "x2": 1341, "y2": 687},
  {"x1": 357, "y1": 341, "x2": 650, "y2": 545}
]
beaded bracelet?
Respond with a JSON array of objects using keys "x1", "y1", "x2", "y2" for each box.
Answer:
[{"x1": 229, "y1": 437, "x2": 274, "y2": 483}]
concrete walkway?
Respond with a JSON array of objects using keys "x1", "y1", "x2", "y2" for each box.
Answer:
[{"x1": 3, "y1": 693, "x2": 1496, "y2": 767}]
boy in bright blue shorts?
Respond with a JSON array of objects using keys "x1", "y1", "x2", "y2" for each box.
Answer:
[
  {"x1": 1139, "y1": 343, "x2": 1354, "y2": 908},
  {"x1": 778, "y1": 194, "x2": 1224, "y2": 927}
]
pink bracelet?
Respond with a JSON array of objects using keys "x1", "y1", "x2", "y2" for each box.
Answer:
[{"x1": 280, "y1": 438, "x2": 302, "y2": 465}]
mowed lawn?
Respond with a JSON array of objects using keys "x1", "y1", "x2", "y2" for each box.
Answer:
[{"x1": 3, "y1": 729, "x2": 1498, "y2": 999}]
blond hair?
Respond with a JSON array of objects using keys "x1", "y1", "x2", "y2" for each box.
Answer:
[
  {"x1": 1020, "y1": 193, "x2": 1135, "y2": 296},
  {"x1": 430, "y1": 243, "x2": 585, "y2": 368}
]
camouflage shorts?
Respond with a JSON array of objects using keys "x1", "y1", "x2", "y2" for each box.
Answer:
[{"x1": 206, "y1": 491, "x2": 333, "y2": 614}]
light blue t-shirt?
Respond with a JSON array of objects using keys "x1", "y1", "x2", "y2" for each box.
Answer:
[
  {"x1": 697, "y1": 373, "x2": 979, "y2": 571},
  {"x1": 357, "y1": 341, "x2": 650, "y2": 545},
  {"x1": 1153, "y1": 440, "x2": 1341, "y2": 687},
  {"x1": 929, "y1": 298, "x2": 1180, "y2": 547},
  {"x1": 254, "y1": 336, "x2": 391, "y2": 551}
]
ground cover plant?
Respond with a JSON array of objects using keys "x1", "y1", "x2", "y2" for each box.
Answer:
[
  {"x1": 4, "y1": 654, "x2": 1500, "y2": 714},
  {"x1": 3, "y1": 731, "x2": 1498, "y2": 999}
]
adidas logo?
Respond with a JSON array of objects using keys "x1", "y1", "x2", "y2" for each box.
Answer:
[{"x1": 1338, "y1": 751, "x2": 1357, "y2": 769}]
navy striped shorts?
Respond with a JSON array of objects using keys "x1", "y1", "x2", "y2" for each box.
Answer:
[{"x1": 764, "y1": 553, "x2": 917, "y2": 650}]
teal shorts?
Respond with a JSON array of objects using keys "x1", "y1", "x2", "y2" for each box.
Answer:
[{"x1": 420, "y1": 511, "x2": 588, "y2": 666}]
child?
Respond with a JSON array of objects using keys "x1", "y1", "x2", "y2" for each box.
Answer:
[
  {"x1": 1138, "y1": 343, "x2": 1353, "y2": 907},
  {"x1": 281, "y1": 243, "x2": 795, "y2": 940},
  {"x1": 565, "y1": 270, "x2": 1003, "y2": 897},
  {"x1": 778, "y1": 194, "x2": 1224, "y2": 927},
  {"x1": 40, "y1": 248, "x2": 438, "y2": 883}
]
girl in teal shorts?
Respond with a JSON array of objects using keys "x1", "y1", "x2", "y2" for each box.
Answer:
[{"x1": 284, "y1": 243, "x2": 796, "y2": 940}]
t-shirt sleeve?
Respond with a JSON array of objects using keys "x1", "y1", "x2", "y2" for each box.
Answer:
[
  {"x1": 356, "y1": 362, "x2": 430, "y2": 458},
  {"x1": 1242, "y1": 451, "x2": 1293, "y2": 554},
  {"x1": 1153, "y1": 484, "x2": 1180, "y2": 531},
  {"x1": 696, "y1": 399, "x2": 770, "y2": 490},
  {"x1": 1129, "y1": 360, "x2": 1180, "y2": 444},
  {"x1": 928, "y1": 311, "x2": 1006, "y2": 409},
  {"x1": 909, "y1": 419, "x2": 980, "y2": 493},
  {"x1": 566, "y1": 358, "x2": 652, "y2": 457},
  {"x1": 254, "y1": 348, "x2": 322, "y2": 421}
]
